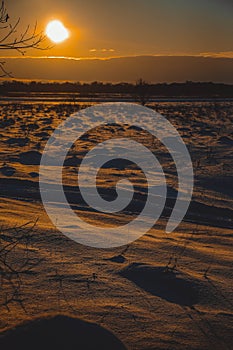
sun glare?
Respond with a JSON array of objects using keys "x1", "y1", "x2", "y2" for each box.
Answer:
[{"x1": 45, "y1": 20, "x2": 69, "y2": 43}]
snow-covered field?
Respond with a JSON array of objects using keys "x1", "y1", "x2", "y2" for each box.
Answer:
[{"x1": 0, "y1": 100, "x2": 232, "y2": 349}]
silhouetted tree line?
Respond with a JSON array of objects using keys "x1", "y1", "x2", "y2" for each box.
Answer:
[{"x1": 0, "y1": 80, "x2": 232, "y2": 97}]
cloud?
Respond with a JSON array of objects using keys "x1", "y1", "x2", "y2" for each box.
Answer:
[
  {"x1": 89, "y1": 48, "x2": 115, "y2": 53},
  {"x1": 200, "y1": 51, "x2": 233, "y2": 58}
]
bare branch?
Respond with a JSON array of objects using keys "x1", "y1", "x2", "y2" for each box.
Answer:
[
  {"x1": 0, "y1": 1, "x2": 51, "y2": 76},
  {"x1": 0, "y1": 60, "x2": 12, "y2": 77},
  {"x1": 0, "y1": 221, "x2": 43, "y2": 311},
  {"x1": 0, "y1": 1, "x2": 9, "y2": 24}
]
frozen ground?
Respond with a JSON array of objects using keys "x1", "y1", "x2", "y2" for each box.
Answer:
[{"x1": 0, "y1": 100, "x2": 232, "y2": 349}]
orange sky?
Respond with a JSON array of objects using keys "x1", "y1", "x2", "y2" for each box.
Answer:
[
  {"x1": 1, "y1": 0, "x2": 233, "y2": 59},
  {"x1": 0, "y1": 1, "x2": 232, "y2": 82}
]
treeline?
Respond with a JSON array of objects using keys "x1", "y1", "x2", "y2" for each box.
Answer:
[{"x1": 0, "y1": 80, "x2": 233, "y2": 97}]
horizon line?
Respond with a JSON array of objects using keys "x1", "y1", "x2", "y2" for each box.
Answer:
[{"x1": 0, "y1": 52, "x2": 233, "y2": 61}]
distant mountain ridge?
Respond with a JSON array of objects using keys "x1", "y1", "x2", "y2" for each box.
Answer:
[{"x1": 1, "y1": 55, "x2": 233, "y2": 83}]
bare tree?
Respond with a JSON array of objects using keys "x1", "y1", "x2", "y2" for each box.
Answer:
[
  {"x1": 0, "y1": 221, "x2": 44, "y2": 311},
  {"x1": 0, "y1": 0, "x2": 49, "y2": 77},
  {"x1": 135, "y1": 78, "x2": 151, "y2": 106}
]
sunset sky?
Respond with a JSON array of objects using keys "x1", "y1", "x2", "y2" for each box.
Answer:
[
  {"x1": 0, "y1": 0, "x2": 232, "y2": 82},
  {"x1": 3, "y1": 0, "x2": 233, "y2": 59}
]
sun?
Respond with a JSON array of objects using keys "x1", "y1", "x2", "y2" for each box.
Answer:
[{"x1": 45, "y1": 20, "x2": 69, "y2": 43}]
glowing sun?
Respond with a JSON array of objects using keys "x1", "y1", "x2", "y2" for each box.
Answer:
[{"x1": 45, "y1": 20, "x2": 69, "y2": 43}]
